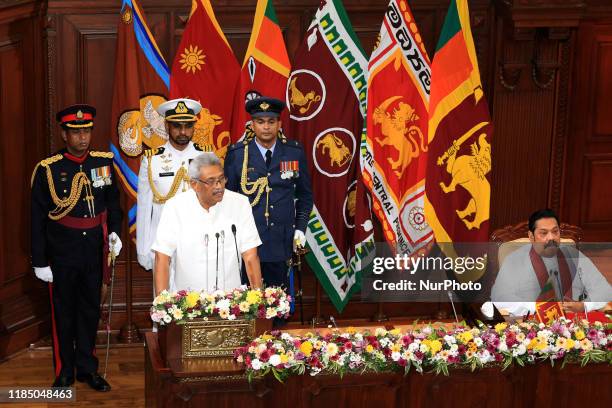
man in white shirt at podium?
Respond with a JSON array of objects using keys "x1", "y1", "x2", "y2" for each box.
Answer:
[{"x1": 152, "y1": 153, "x2": 263, "y2": 294}]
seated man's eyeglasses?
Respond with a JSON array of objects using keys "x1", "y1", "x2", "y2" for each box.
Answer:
[{"x1": 193, "y1": 176, "x2": 228, "y2": 186}]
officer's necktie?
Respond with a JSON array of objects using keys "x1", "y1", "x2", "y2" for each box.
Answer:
[{"x1": 265, "y1": 150, "x2": 272, "y2": 168}]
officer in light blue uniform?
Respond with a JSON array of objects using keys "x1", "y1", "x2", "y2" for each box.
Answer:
[{"x1": 224, "y1": 96, "x2": 313, "y2": 289}]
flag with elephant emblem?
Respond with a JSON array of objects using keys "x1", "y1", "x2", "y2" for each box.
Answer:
[
  {"x1": 287, "y1": 0, "x2": 374, "y2": 312},
  {"x1": 111, "y1": 0, "x2": 170, "y2": 237},
  {"x1": 364, "y1": 0, "x2": 434, "y2": 256}
]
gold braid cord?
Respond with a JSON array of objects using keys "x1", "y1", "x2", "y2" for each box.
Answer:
[
  {"x1": 147, "y1": 155, "x2": 190, "y2": 204},
  {"x1": 239, "y1": 144, "x2": 268, "y2": 207},
  {"x1": 44, "y1": 164, "x2": 93, "y2": 220}
]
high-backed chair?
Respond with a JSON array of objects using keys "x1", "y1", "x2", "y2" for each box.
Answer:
[{"x1": 490, "y1": 221, "x2": 583, "y2": 273}]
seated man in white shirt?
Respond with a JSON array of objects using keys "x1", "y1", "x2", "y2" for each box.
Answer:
[
  {"x1": 491, "y1": 209, "x2": 611, "y2": 317},
  {"x1": 152, "y1": 152, "x2": 263, "y2": 294}
]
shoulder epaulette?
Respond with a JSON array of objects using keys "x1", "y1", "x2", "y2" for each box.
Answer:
[
  {"x1": 39, "y1": 153, "x2": 63, "y2": 167},
  {"x1": 31, "y1": 154, "x2": 62, "y2": 186},
  {"x1": 144, "y1": 146, "x2": 164, "y2": 157},
  {"x1": 193, "y1": 143, "x2": 213, "y2": 152},
  {"x1": 283, "y1": 139, "x2": 301, "y2": 148},
  {"x1": 228, "y1": 142, "x2": 245, "y2": 151},
  {"x1": 90, "y1": 151, "x2": 114, "y2": 159}
]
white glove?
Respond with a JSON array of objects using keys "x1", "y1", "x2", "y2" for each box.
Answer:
[
  {"x1": 34, "y1": 266, "x2": 53, "y2": 283},
  {"x1": 109, "y1": 232, "x2": 122, "y2": 258},
  {"x1": 480, "y1": 301, "x2": 494, "y2": 318},
  {"x1": 293, "y1": 230, "x2": 306, "y2": 252}
]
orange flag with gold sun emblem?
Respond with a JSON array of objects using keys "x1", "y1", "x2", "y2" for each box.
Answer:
[{"x1": 170, "y1": 0, "x2": 240, "y2": 159}]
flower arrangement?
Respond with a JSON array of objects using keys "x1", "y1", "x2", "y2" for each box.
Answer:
[
  {"x1": 234, "y1": 318, "x2": 612, "y2": 381},
  {"x1": 150, "y1": 286, "x2": 291, "y2": 325}
]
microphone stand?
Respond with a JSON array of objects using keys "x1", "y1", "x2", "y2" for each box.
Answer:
[
  {"x1": 204, "y1": 234, "x2": 209, "y2": 289},
  {"x1": 447, "y1": 291, "x2": 459, "y2": 323},
  {"x1": 220, "y1": 231, "x2": 225, "y2": 290},
  {"x1": 231, "y1": 225, "x2": 242, "y2": 284},
  {"x1": 215, "y1": 232, "x2": 220, "y2": 291}
]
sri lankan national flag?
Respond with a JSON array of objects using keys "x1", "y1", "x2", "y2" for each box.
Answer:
[
  {"x1": 364, "y1": 0, "x2": 433, "y2": 256},
  {"x1": 111, "y1": 0, "x2": 169, "y2": 238},
  {"x1": 425, "y1": 0, "x2": 493, "y2": 280},
  {"x1": 170, "y1": 0, "x2": 240, "y2": 159},
  {"x1": 288, "y1": 0, "x2": 373, "y2": 312},
  {"x1": 231, "y1": 0, "x2": 290, "y2": 142}
]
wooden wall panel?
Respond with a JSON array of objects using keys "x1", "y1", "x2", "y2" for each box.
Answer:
[
  {"x1": 565, "y1": 21, "x2": 612, "y2": 241},
  {"x1": 0, "y1": 0, "x2": 48, "y2": 360}
]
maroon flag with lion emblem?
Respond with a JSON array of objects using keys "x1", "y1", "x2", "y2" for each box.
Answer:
[{"x1": 287, "y1": 0, "x2": 374, "y2": 312}]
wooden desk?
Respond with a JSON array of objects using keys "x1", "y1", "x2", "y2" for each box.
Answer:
[{"x1": 144, "y1": 332, "x2": 612, "y2": 407}]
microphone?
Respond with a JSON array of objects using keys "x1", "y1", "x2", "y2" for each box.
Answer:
[
  {"x1": 220, "y1": 231, "x2": 225, "y2": 289},
  {"x1": 553, "y1": 270, "x2": 564, "y2": 303},
  {"x1": 204, "y1": 234, "x2": 209, "y2": 286},
  {"x1": 329, "y1": 316, "x2": 338, "y2": 328},
  {"x1": 215, "y1": 232, "x2": 220, "y2": 291},
  {"x1": 447, "y1": 291, "x2": 459, "y2": 323},
  {"x1": 231, "y1": 224, "x2": 242, "y2": 279}
]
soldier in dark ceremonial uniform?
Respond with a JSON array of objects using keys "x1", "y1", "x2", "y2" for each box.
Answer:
[
  {"x1": 31, "y1": 104, "x2": 123, "y2": 391},
  {"x1": 224, "y1": 96, "x2": 313, "y2": 294}
]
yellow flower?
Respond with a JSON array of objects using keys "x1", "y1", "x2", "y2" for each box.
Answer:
[
  {"x1": 246, "y1": 290, "x2": 261, "y2": 305},
  {"x1": 300, "y1": 341, "x2": 313, "y2": 357},
  {"x1": 389, "y1": 328, "x2": 401, "y2": 336},
  {"x1": 527, "y1": 338, "x2": 538, "y2": 350},
  {"x1": 280, "y1": 354, "x2": 289, "y2": 364},
  {"x1": 428, "y1": 340, "x2": 442, "y2": 354},
  {"x1": 185, "y1": 292, "x2": 199, "y2": 308},
  {"x1": 468, "y1": 342, "x2": 478, "y2": 352},
  {"x1": 457, "y1": 331, "x2": 473, "y2": 344},
  {"x1": 347, "y1": 327, "x2": 356, "y2": 335},
  {"x1": 366, "y1": 344, "x2": 374, "y2": 353},
  {"x1": 566, "y1": 339, "x2": 575, "y2": 350},
  {"x1": 314, "y1": 340, "x2": 323, "y2": 350},
  {"x1": 494, "y1": 323, "x2": 508, "y2": 334},
  {"x1": 575, "y1": 330, "x2": 585, "y2": 340},
  {"x1": 390, "y1": 343, "x2": 402, "y2": 353},
  {"x1": 534, "y1": 339, "x2": 547, "y2": 352},
  {"x1": 261, "y1": 334, "x2": 273, "y2": 341}
]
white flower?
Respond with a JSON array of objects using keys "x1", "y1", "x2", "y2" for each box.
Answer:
[
  {"x1": 513, "y1": 344, "x2": 526, "y2": 356},
  {"x1": 498, "y1": 342, "x2": 508, "y2": 352},
  {"x1": 450, "y1": 344, "x2": 458, "y2": 352},
  {"x1": 269, "y1": 354, "x2": 281, "y2": 367},
  {"x1": 265, "y1": 308, "x2": 277, "y2": 319},
  {"x1": 474, "y1": 337, "x2": 483, "y2": 347},
  {"x1": 171, "y1": 307, "x2": 183, "y2": 320},
  {"x1": 228, "y1": 314, "x2": 236, "y2": 321},
  {"x1": 162, "y1": 314, "x2": 172, "y2": 324},
  {"x1": 375, "y1": 328, "x2": 387, "y2": 336},
  {"x1": 251, "y1": 359, "x2": 263, "y2": 370},
  {"x1": 599, "y1": 338, "x2": 607, "y2": 346},
  {"x1": 216, "y1": 298, "x2": 231, "y2": 311},
  {"x1": 391, "y1": 352, "x2": 401, "y2": 361},
  {"x1": 478, "y1": 350, "x2": 492, "y2": 364},
  {"x1": 281, "y1": 333, "x2": 293, "y2": 341},
  {"x1": 408, "y1": 342, "x2": 419, "y2": 352},
  {"x1": 444, "y1": 335, "x2": 456, "y2": 345},
  {"x1": 419, "y1": 343, "x2": 429, "y2": 353}
]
